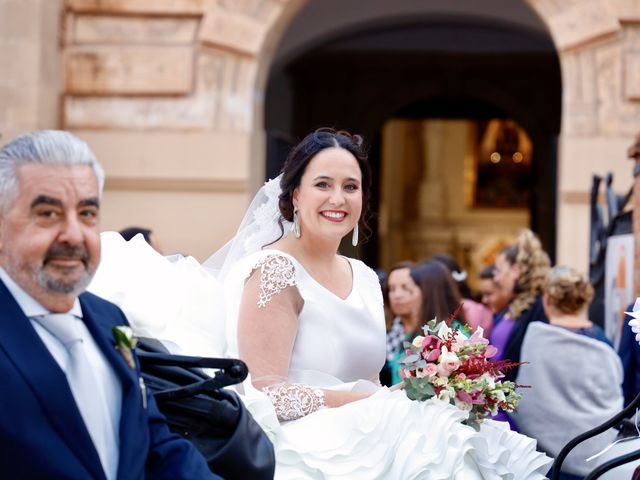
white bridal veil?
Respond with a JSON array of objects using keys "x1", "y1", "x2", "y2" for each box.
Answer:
[
  {"x1": 88, "y1": 175, "x2": 288, "y2": 358},
  {"x1": 203, "y1": 174, "x2": 289, "y2": 280}
]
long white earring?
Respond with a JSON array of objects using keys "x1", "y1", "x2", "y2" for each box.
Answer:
[
  {"x1": 291, "y1": 207, "x2": 301, "y2": 238},
  {"x1": 352, "y1": 223, "x2": 359, "y2": 246}
]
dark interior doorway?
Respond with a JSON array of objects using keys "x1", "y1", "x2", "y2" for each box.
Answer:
[{"x1": 265, "y1": 12, "x2": 561, "y2": 268}]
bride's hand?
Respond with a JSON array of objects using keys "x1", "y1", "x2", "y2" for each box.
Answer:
[{"x1": 389, "y1": 381, "x2": 405, "y2": 392}]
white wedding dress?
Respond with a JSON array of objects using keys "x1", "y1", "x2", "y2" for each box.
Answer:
[
  {"x1": 223, "y1": 249, "x2": 552, "y2": 479},
  {"x1": 90, "y1": 233, "x2": 552, "y2": 479}
]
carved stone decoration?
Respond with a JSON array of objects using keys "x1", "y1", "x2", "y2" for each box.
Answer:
[
  {"x1": 560, "y1": 50, "x2": 598, "y2": 135},
  {"x1": 60, "y1": 0, "x2": 298, "y2": 132},
  {"x1": 609, "y1": 0, "x2": 640, "y2": 20},
  {"x1": 64, "y1": 95, "x2": 213, "y2": 130},
  {"x1": 199, "y1": 4, "x2": 272, "y2": 56},
  {"x1": 216, "y1": 0, "x2": 284, "y2": 23},
  {"x1": 65, "y1": 46, "x2": 194, "y2": 95},
  {"x1": 595, "y1": 42, "x2": 623, "y2": 134},
  {"x1": 625, "y1": 53, "x2": 640, "y2": 100},
  {"x1": 546, "y1": 0, "x2": 621, "y2": 51},
  {"x1": 66, "y1": 0, "x2": 207, "y2": 15},
  {"x1": 198, "y1": 49, "x2": 258, "y2": 131},
  {"x1": 64, "y1": 48, "x2": 258, "y2": 131},
  {"x1": 71, "y1": 15, "x2": 199, "y2": 45}
]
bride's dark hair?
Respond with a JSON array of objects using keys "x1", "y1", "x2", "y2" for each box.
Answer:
[{"x1": 276, "y1": 127, "x2": 373, "y2": 244}]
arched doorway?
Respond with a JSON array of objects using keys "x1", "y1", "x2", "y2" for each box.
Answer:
[{"x1": 265, "y1": 0, "x2": 561, "y2": 275}]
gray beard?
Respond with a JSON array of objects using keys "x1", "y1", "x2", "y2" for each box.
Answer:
[
  {"x1": 37, "y1": 268, "x2": 93, "y2": 295},
  {"x1": 1, "y1": 249, "x2": 95, "y2": 298}
]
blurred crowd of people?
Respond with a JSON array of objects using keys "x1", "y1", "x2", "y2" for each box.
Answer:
[{"x1": 378, "y1": 228, "x2": 635, "y2": 480}]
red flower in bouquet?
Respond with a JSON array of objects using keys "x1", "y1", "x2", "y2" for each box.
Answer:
[{"x1": 400, "y1": 315, "x2": 523, "y2": 430}]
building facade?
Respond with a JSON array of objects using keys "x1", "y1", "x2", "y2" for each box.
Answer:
[{"x1": 1, "y1": 0, "x2": 639, "y2": 280}]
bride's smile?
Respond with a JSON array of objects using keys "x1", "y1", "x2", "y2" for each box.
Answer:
[
  {"x1": 320, "y1": 210, "x2": 346, "y2": 221},
  {"x1": 293, "y1": 146, "x2": 362, "y2": 243}
]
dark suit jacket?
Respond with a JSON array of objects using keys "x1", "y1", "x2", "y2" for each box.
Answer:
[
  {"x1": 619, "y1": 309, "x2": 640, "y2": 406},
  {"x1": 502, "y1": 294, "x2": 549, "y2": 382},
  {"x1": 0, "y1": 279, "x2": 221, "y2": 480}
]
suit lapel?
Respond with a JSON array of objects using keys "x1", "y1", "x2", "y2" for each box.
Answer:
[
  {"x1": 79, "y1": 294, "x2": 133, "y2": 385},
  {"x1": 79, "y1": 294, "x2": 147, "y2": 476},
  {"x1": 0, "y1": 280, "x2": 106, "y2": 480}
]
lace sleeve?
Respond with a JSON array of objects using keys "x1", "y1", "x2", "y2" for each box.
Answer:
[
  {"x1": 241, "y1": 254, "x2": 326, "y2": 421},
  {"x1": 253, "y1": 254, "x2": 297, "y2": 308},
  {"x1": 262, "y1": 383, "x2": 326, "y2": 421}
]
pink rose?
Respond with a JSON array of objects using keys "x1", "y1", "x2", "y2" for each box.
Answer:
[
  {"x1": 424, "y1": 363, "x2": 438, "y2": 377},
  {"x1": 437, "y1": 348, "x2": 461, "y2": 377}
]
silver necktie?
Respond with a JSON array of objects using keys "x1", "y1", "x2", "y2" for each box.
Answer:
[{"x1": 33, "y1": 313, "x2": 117, "y2": 478}]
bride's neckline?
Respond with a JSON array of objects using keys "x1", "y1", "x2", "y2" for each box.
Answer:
[{"x1": 261, "y1": 248, "x2": 355, "y2": 301}]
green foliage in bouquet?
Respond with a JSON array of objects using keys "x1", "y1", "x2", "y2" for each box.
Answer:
[{"x1": 400, "y1": 315, "x2": 522, "y2": 431}]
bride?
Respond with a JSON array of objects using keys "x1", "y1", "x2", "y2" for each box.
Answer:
[{"x1": 91, "y1": 128, "x2": 552, "y2": 479}]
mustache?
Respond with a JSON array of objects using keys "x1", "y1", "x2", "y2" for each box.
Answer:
[{"x1": 43, "y1": 243, "x2": 90, "y2": 266}]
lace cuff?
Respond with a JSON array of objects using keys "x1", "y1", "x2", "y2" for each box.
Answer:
[
  {"x1": 253, "y1": 254, "x2": 297, "y2": 308},
  {"x1": 262, "y1": 383, "x2": 326, "y2": 421}
]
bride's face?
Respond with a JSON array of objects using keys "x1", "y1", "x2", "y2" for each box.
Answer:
[{"x1": 293, "y1": 147, "x2": 363, "y2": 243}]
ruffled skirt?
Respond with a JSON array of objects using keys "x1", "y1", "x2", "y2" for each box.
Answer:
[
  {"x1": 89, "y1": 234, "x2": 552, "y2": 479},
  {"x1": 244, "y1": 387, "x2": 552, "y2": 480}
]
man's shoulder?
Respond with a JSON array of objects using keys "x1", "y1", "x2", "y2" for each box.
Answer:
[
  {"x1": 79, "y1": 291, "x2": 128, "y2": 324},
  {"x1": 80, "y1": 289, "x2": 118, "y2": 307}
]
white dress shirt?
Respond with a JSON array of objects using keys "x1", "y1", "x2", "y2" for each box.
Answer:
[{"x1": 0, "y1": 267, "x2": 122, "y2": 480}]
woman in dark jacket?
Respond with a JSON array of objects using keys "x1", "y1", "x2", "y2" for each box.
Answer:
[{"x1": 489, "y1": 229, "x2": 551, "y2": 382}]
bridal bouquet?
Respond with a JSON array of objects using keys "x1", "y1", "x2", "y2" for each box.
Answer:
[{"x1": 400, "y1": 313, "x2": 522, "y2": 430}]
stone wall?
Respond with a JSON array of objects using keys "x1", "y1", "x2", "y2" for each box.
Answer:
[
  {"x1": 60, "y1": 0, "x2": 303, "y2": 259},
  {"x1": 527, "y1": 0, "x2": 640, "y2": 275},
  {"x1": 0, "y1": 0, "x2": 62, "y2": 144},
  {"x1": 1, "y1": 0, "x2": 639, "y2": 269},
  {"x1": 58, "y1": 0, "x2": 640, "y2": 266}
]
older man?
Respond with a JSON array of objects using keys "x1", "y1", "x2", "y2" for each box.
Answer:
[{"x1": 0, "y1": 131, "x2": 219, "y2": 479}]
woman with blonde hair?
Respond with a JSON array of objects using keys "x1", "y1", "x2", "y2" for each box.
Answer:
[
  {"x1": 512, "y1": 266, "x2": 623, "y2": 480},
  {"x1": 490, "y1": 229, "x2": 551, "y2": 382}
]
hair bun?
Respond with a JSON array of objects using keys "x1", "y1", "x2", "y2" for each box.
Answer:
[{"x1": 544, "y1": 265, "x2": 594, "y2": 314}]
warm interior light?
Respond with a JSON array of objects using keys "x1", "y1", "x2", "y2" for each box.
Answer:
[{"x1": 480, "y1": 119, "x2": 532, "y2": 167}]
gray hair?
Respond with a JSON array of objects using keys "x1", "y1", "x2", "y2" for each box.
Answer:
[{"x1": 0, "y1": 130, "x2": 105, "y2": 212}]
